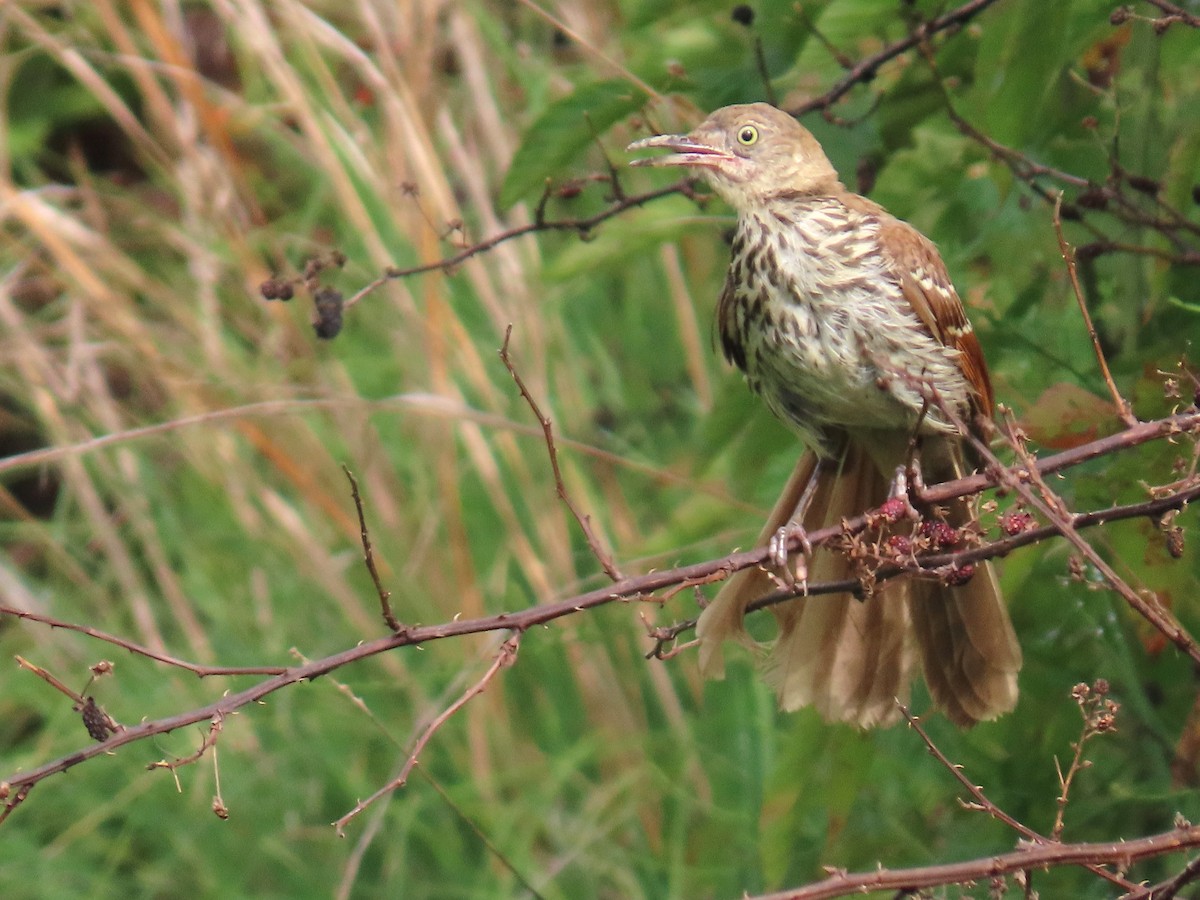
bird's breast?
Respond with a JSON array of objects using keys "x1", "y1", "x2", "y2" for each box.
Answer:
[{"x1": 716, "y1": 200, "x2": 968, "y2": 451}]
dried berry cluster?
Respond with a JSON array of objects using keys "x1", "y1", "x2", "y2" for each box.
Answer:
[{"x1": 259, "y1": 252, "x2": 348, "y2": 340}]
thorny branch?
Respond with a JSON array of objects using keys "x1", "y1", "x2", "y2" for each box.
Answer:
[
  {"x1": 788, "y1": 0, "x2": 1004, "y2": 117},
  {"x1": 332, "y1": 634, "x2": 520, "y2": 834},
  {"x1": 969, "y1": 406, "x2": 1200, "y2": 667},
  {"x1": 1053, "y1": 194, "x2": 1138, "y2": 426},
  {"x1": 336, "y1": 179, "x2": 697, "y2": 311},
  {"x1": 647, "y1": 403, "x2": 1200, "y2": 654},
  {"x1": 499, "y1": 326, "x2": 624, "y2": 580},
  {"x1": 3, "y1": 407, "x2": 1197, "y2": 814},
  {"x1": 343, "y1": 465, "x2": 405, "y2": 632},
  {"x1": 901, "y1": 701, "x2": 1136, "y2": 892},
  {"x1": 751, "y1": 823, "x2": 1200, "y2": 900}
]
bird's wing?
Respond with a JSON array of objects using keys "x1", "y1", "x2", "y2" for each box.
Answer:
[{"x1": 876, "y1": 216, "x2": 994, "y2": 417}]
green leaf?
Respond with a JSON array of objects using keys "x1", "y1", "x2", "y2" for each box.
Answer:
[{"x1": 499, "y1": 79, "x2": 647, "y2": 209}]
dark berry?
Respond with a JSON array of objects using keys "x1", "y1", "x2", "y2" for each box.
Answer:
[
  {"x1": 878, "y1": 497, "x2": 909, "y2": 523},
  {"x1": 731, "y1": 4, "x2": 754, "y2": 26},
  {"x1": 999, "y1": 510, "x2": 1036, "y2": 536},
  {"x1": 920, "y1": 520, "x2": 960, "y2": 548},
  {"x1": 945, "y1": 563, "x2": 976, "y2": 586}
]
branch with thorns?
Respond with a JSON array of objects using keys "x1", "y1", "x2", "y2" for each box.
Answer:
[
  {"x1": 914, "y1": 20, "x2": 1200, "y2": 270},
  {"x1": 499, "y1": 325, "x2": 623, "y2": 580},
  {"x1": 901, "y1": 696, "x2": 1134, "y2": 893},
  {"x1": 332, "y1": 634, "x2": 520, "y2": 835},
  {"x1": 2, "y1": 403, "x2": 1197, "y2": 822},
  {"x1": 750, "y1": 821, "x2": 1200, "y2": 900},
  {"x1": 260, "y1": 178, "x2": 699, "y2": 318},
  {"x1": 1113, "y1": 1, "x2": 1200, "y2": 32}
]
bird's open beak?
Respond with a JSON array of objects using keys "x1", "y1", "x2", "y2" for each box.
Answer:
[{"x1": 626, "y1": 134, "x2": 731, "y2": 169}]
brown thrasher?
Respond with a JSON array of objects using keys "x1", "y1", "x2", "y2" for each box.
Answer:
[{"x1": 628, "y1": 103, "x2": 1020, "y2": 727}]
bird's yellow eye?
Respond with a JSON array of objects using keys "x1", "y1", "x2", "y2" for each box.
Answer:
[{"x1": 737, "y1": 125, "x2": 759, "y2": 146}]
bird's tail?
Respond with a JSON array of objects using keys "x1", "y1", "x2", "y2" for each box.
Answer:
[
  {"x1": 696, "y1": 441, "x2": 1019, "y2": 728},
  {"x1": 908, "y1": 440, "x2": 1021, "y2": 726}
]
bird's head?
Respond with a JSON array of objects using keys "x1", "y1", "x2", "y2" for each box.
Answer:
[{"x1": 627, "y1": 102, "x2": 840, "y2": 210}]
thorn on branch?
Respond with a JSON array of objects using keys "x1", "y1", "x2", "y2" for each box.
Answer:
[{"x1": 146, "y1": 714, "x2": 225, "y2": 775}]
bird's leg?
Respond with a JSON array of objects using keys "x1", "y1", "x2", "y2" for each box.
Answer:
[
  {"x1": 879, "y1": 462, "x2": 922, "y2": 524},
  {"x1": 889, "y1": 432, "x2": 926, "y2": 518},
  {"x1": 767, "y1": 456, "x2": 827, "y2": 582}
]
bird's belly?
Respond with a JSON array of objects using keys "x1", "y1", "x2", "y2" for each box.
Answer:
[
  {"x1": 731, "y1": 285, "x2": 965, "y2": 452},
  {"x1": 746, "y1": 329, "x2": 909, "y2": 439}
]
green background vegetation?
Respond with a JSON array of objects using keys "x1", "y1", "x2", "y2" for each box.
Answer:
[{"x1": 1, "y1": 0, "x2": 1199, "y2": 896}]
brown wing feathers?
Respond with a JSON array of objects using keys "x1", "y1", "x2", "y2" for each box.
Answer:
[{"x1": 877, "y1": 217, "x2": 995, "y2": 418}]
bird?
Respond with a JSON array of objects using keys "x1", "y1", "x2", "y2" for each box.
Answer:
[{"x1": 627, "y1": 103, "x2": 1020, "y2": 727}]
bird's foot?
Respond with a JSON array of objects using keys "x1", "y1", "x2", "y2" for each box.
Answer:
[
  {"x1": 881, "y1": 464, "x2": 923, "y2": 520},
  {"x1": 769, "y1": 522, "x2": 812, "y2": 586}
]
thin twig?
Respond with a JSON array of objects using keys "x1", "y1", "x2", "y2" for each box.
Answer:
[
  {"x1": 1141, "y1": 0, "x2": 1200, "y2": 30},
  {"x1": 750, "y1": 33, "x2": 778, "y2": 107},
  {"x1": 15, "y1": 655, "x2": 87, "y2": 703},
  {"x1": 1133, "y1": 852, "x2": 1200, "y2": 899},
  {"x1": 0, "y1": 785, "x2": 33, "y2": 827},
  {"x1": 499, "y1": 325, "x2": 624, "y2": 580},
  {"x1": 341, "y1": 180, "x2": 695, "y2": 310},
  {"x1": 1, "y1": 606, "x2": 289, "y2": 676},
  {"x1": 343, "y1": 465, "x2": 404, "y2": 633},
  {"x1": 146, "y1": 713, "x2": 224, "y2": 773},
  {"x1": 749, "y1": 824, "x2": 1200, "y2": 900},
  {"x1": 901, "y1": 704, "x2": 1134, "y2": 890},
  {"x1": 332, "y1": 634, "x2": 520, "y2": 835},
  {"x1": 1052, "y1": 681, "x2": 1119, "y2": 841},
  {"x1": 794, "y1": 4, "x2": 855, "y2": 69},
  {"x1": 788, "y1": 0, "x2": 1004, "y2": 116},
  {"x1": 1053, "y1": 194, "x2": 1138, "y2": 426}
]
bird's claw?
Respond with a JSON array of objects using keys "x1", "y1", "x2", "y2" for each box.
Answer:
[
  {"x1": 886, "y1": 465, "x2": 922, "y2": 518},
  {"x1": 769, "y1": 523, "x2": 812, "y2": 585}
]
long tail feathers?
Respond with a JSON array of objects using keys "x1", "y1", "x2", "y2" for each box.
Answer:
[
  {"x1": 696, "y1": 451, "x2": 820, "y2": 678},
  {"x1": 908, "y1": 443, "x2": 1021, "y2": 726},
  {"x1": 697, "y1": 440, "x2": 1020, "y2": 728}
]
